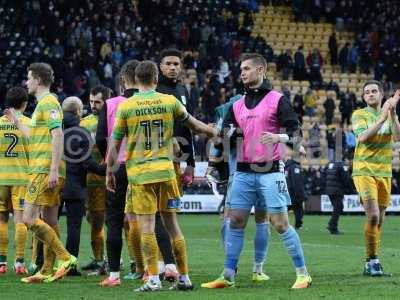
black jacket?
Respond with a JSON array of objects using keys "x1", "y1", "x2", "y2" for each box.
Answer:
[
  {"x1": 285, "y1": 159, "x2": 307, "y2": 202},
  {"x1": 96, "y1": 89, "x2": 136, "y2": 159},
  {"x1": 324, "y1": 161, "x2": 353, "y2": 196},
  {"x1": 63, "y1": 112, "x2": 106, "y2": 200},
  {"x1": 157, "y1": 74, "x2": 195, "y2": 167}
]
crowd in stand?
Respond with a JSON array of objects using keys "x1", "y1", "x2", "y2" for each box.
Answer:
[{"x1": 1, "y1": 0, "x2": 400, "y2": 193}]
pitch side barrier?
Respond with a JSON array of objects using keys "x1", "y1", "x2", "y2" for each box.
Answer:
[{"x1": 178, "y1": 194, "x2": 400, "y2": 214}]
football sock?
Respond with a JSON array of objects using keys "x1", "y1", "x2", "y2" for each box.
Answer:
[
  {"x1": 280, "y1": 226, "x2": 306, "y2": 270},
  {"x1": 221, "y1": 218, "x2": 230, "y2": 249},
  {"x1": 171, "y1": 237, "x2": 189, "y2": 274},
  {"x1": 123, "y1": 220, "x2": 134, "y2": 259},
  {"x1": 149, "y1": 275, "x2": 161, "y2": 284},
  {"x1": 0, "y1": 222, "x2": 8, "y2": 257},
  {"x1": 254, "y1": 222, "x2": 269, "y2": 267},
  {"x1": 376, "y1": 224, "x2": 382, "y2": 255},
  {"x1": 31, "y1": 235, "x2": 38, "y2": 264},
  {"x1": 41, "y1": 224, "x2": 61, "y2": 275},
  {"x1": 141, "y1": 232, "x2": 158, "y2": 275},
  {"x1": 15, "y1": 223, "x2": 27, "y2": 259},
  {"x1": 129, "y1": 220, "x2": 144, "y2": 272},
  {"x1": 91, "y1": 227, "x2": 104, "y2": 262},
  {"x1": 179, "y1": 274, "x2": 191, "y2": 284},
  {"x1": 224, "y1": 228, "x2": 244, "y2": 280},
  {"x1": 30, "y1": 219, "x2": 70, "y2": 262},
  {"x1": 364, "y1": 222, "x2": 379, "y2": 258},
  {"x1": 109, "y1": 271, "x2": 120, "y2": 280},
  {"x1": 155, "y1": 215, "x2": 175, "y2": 264}
]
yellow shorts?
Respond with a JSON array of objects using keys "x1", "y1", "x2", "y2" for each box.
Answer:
[
  {"x1": 125, "y1": 179, "x2": 181, "y2": 215},
  {"x1": 86, "y1": 186, "x2": 106, "y2": 212},
  {"x1": 25, "y1": 174, "x2": 64, "y2": 207},
  {"x1": 174, "y1": 163, "x2": 183, "y2": 197},
  {"x1": 0, "y1": 186, "x2": 26, "y2": 212},
  {"x1": 353, "y1": 176, "x2": 391, "y2": 207}
]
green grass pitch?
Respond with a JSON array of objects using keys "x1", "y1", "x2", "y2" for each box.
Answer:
[{"x1": 0, "y1": 214, "x2": 399, "y2": 299}]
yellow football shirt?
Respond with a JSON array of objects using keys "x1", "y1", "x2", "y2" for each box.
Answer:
[
  {"x1": 112, "y1": 91, "x2": 189, "y2": 184},
  {"x1": 29, "y1": 92, "x2": 66, "y2": 177},
  {"x1": 352, "y1": 107, "x2": 392, "y2": 177},
  {"x1": 0, "y1": 112, "x2": 30, "y2": 185}
]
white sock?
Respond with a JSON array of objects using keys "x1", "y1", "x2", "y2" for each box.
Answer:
[
  {"x1": 158, "y1": 261, "x2": 166, "y2": 273},
  {"x1": 15, "y1": 261, "x2": 24, "y2": 268},
  {"x1": 149, "y1": 275, "x2": 161, "y2": 284},
  {"x1": 253, "y1": 262, "x2": 264, "y2": 273},
  {"x1": 370, "y1": 258, "x2": 379, "y2": 265},
  {"x1": 179, "y1": 274, "x2": 191, "y2": 284},
  {"x1": 295, "y1": 266, "x2": 308, "y2": 276},
  {"x1": 109, "y1": 272, "x2": 120, "y2": 280},
  {"x1": 165, "y1": 263, "x2": 177, "y2": 272}
]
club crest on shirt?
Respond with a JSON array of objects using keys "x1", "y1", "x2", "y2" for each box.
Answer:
[
  {"x1": 50, "y1": 109, "x2": 59, "y2": 120},
  {"x1": 28, "y1": 184, "x2": 37, "y2": 195}
]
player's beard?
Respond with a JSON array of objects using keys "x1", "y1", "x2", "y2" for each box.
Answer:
[{"x1": 243, "y1": 78, "x2": 259, "y2": 89}]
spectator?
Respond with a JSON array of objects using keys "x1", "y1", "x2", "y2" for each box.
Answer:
[
  {"x1": 51, "y1": 38, "x2": 64, "y2": 58},
  {"x1": 293, "y1": 46, "x2": 307, "y2": 80},
  {"x1": 308, "y1": 117, "x2": 322, "y2": 158},
  {"x1": 323, "y1": 94, "x2": 335, "y2": 125},
  {"x1": 307, "y1": 48, "x2": 323, "y2": 84},
  {"x1": 359, "y1": 43, "x2": 371, "y2": 74},
  {"x1": 304, "y1": 88, "x2": 317, "y2": 116},
  {"x1": 339, "y1": 43, "x2": 350, "y2": 73},
  {"x1": 324, "y1": 159, "x2": 353, "y2": 235},
  {"x1": 285, "y1": 149, "x2": 307, "y2": 230},
  {"x1": 292, "y1": 91, "x2": 305, "y2": 122},
  {"x1": 111, "y1": 44, "x2": 124, "y2": 67},
  {"x1": 328, "y1": 32, "x2": 338, "y2": 65},
  {"x1": 277, "y1": 50, "x2": 293, "y2": 80},
  {"x1": 349, "y1": 43, "x2": 359, "y2": 73},
  {"x1": 339, "y1": 92, "x2": 354, "y2": 125},
  {"x1": 61, "y1": 97, "x2": 105, "y2": 274}
]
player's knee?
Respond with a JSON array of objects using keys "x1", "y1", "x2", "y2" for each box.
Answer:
[
  {"x1": 271, "y1": 218, "x2": 289, "y2": 234},
  {"x1": 229, "y1": 217, "x2": 245, "y2": 229},
  {"x1": 368, "y1": 214, "x2": 379, "y2": 225}
]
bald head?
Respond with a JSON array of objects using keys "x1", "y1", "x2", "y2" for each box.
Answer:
[{"x1": 62, "y1": 96, "x2": 83, "y2": 117}]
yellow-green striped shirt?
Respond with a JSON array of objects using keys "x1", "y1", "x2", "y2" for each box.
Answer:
[
  {"x1": 29, "y1": 92, "x2": 66, "y2": 177},
  {"x1": 352, "y1": 107, "x2": 392, "y2": 177},
  {"x1": 0, "y1": 112, "x2": 30, "y2": 185},
  {"x1": 80, "y1": 114, "x2": 105, "y2": 187},
  {"x1": 112, "y1": 91, "x2": 188, "y2": 184}
]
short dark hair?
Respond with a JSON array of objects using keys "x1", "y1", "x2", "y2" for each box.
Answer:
[
  {"x1": 240, "y1": 53, "x2": 267, "y2": 69},
  {"x1": 28, "y1": 62, "x2": 54, "y2": 87},
  {"x1": 159, "y1": 48, "x2": 182, "y2": 62},
  {"x1": 135, "y1": 61, "x2": 159, "y2": 85},
  {"x1": 5, "y1": 87, "x2": 28, "y2": 109},
  {"x1": 120, "y1": 59, "x2": 140, "y2": 85},
  {"x1": 90, "y1": 85, "x2": 113, "y2": 101},
  {"x1": 363, "y1": 80, "x2": 383, "y2": 94}
]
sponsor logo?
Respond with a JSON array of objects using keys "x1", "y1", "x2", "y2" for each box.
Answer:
[{"x1": 167, "y1": 198, "x2": 181, "y2": 209}]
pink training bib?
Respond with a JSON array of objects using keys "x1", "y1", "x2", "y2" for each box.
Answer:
[{"x1": 233, "y1": 90, "x2": 284, "y2": 163}]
